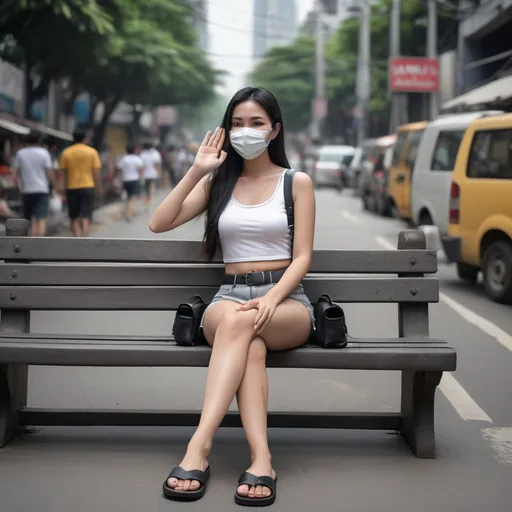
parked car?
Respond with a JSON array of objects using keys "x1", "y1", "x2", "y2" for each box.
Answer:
[
  {"x1": 387, "y1": 121, "x2": 427, "y2": 220},
  {"x1": 442, "y1": 113, "x2": 512, "y2": 303},
  {"x1": 349, "y1": 139, "x2": 376, "y2": 194},
  {"x1": 366, "y1": 142, "x2": 395, "y2": 216},
  {"x1": 312, "y1": 145, "x2": 355, "y2": 189},
  {"x1": 359, "y1": 135, "x2": 396, "y2": 211},
  {"x1": 411, "y1": 111, "x2": 502, "y2": 235}
]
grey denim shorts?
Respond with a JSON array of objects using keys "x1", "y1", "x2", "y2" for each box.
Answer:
[{"x1": 200, "y1": 282, "x2": 315, "y2": 330}]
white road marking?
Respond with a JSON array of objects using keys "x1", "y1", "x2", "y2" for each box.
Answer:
[
  {"x1": 439, "y1": 292, "x2": 512, "y2": 354},
  {"x1": 341, "y1": 210, "x2": 364, "y2": 225},
  {"x1": 375, "y1": 235, "x2": 494, "y2": 422},
  {"x1": 375, "y1": 236, "x2": 396, "y2": 251},
  {"x1": 439, "y1": 373, "x2": 492, "y2": 422},
  {"x1": 481, "y1": 428, "x2": 512, "y2": 465}
]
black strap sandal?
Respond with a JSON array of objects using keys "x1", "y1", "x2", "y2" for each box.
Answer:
[
  {"x1": 162, "y1": 465, "x2": 210, "y2": 501},
  {"x1": 234, "y1": 471, "x2": 277, "y2": 507}
]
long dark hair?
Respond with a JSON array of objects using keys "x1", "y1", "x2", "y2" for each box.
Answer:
[{"x1": 203, "y1": 87, "x2": 290, "y2": 260}]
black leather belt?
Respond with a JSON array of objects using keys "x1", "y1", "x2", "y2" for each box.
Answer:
[{"x1": 222, "y1": 267, "x2": 287, "y2": 286}]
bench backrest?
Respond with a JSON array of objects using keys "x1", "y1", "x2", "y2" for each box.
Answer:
[{"x1": 0, "y1": 220, "x2": 437, "y2": 337}]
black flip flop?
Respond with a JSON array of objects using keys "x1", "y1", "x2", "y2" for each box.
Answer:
[
  {"x1": 162, "y1": 465, "x2": 210, "y2": 501},
  {"x1": 234, "y1": 471, "x2": 277, "y2": 507}
]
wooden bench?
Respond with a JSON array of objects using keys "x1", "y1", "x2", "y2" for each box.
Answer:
[{"x1": 0, "y1": 219, "x2": 456, "y2": 458}]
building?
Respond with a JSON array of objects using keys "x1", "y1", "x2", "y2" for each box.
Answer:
[
  {"x1": 440, "y1": 0, "x2": 512, "y2": 111},
  {"x1": 253, "y1": 0, "x2": 298, "y2": 61},
  {"x1": 457, "y1": 0, "x2": 512, "y2": 93}
]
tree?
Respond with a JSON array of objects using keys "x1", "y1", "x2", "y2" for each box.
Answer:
[
  {"x1": 0, "y1": 0, "x2": 119, "y2": 117},
  {"x1": 79, "y1": 0, "x2": 219, "y2": 147},
  {"x1": 0, "y1": 0, "x2": 219, "y2": 148},
  {"x1": 250, "y1": 36, "x2": 316, "y2": 133},
  {"x1": 250, "y1": 0, "x2": 460, "y2": 141}
]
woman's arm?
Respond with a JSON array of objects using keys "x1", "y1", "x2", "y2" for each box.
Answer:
[
  {"x1": 266, "y1": 172, "x2": 316, "y2": 303},
  {"x1": 149, "y1": 128, "x2": 226, "y2": 233},
  {"x1": 148, "y1": 169, "x2": 210, "y2": 233}
]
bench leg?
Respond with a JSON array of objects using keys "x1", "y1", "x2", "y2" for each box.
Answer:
[
  {"x1": 400, "y1": 371, "x2": 442, "y2": 459},
  {"x1": 0, "y1": 364, "x2": 28, "y2": 448}
]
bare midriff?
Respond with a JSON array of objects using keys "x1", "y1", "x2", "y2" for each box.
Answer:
[{"x1": 225, "y1": 258, "x2": 292, "y2": 275}]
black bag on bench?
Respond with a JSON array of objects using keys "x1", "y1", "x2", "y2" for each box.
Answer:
[{"x1": 172, "y1": 294, "x2": 207, "y2": 346}]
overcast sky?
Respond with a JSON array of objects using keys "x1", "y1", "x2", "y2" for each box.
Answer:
[{"x1": 207, "y1": 0, "x2": 315, "y2": 97}]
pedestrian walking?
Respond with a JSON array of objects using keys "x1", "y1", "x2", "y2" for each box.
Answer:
[
  {"x1": 59, "y1": 130, "x2": 103, "y2": 237},
  {"x1": 150, "y1": 87, "x2": 315, "y2": 507},
  {"x1": 117, "y1": 145, "x2": 143, "y2": 221},
  {"x1": 140, "y1": 142, "x2": 162, "y2": 210},
  {"x1": 12, "y1": 130, "x2": 56, "y2": 236}
]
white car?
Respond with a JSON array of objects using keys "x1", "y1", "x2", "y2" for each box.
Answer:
[
  {"x1": 411, "y1": 111, "x2": 502, "y2": 236},
  {"x1": 312, "y1": 145, "x2": 355, "y2": 189}
]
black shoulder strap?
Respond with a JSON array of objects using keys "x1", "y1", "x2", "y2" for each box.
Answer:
[{"x1": 283, "y1": 168, "x2": 296, "y2": 253}]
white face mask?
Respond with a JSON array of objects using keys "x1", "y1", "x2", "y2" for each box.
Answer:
[{"x1": 230, "y1": 127, "x2": 273, "y2": 160}]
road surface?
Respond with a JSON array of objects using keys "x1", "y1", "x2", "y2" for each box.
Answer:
[{"x1": 0, "y1": 187, "x2": 510, "y2": 512}]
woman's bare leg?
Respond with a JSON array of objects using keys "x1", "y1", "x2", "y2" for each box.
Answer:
[
  {"x1": 236, "y1": 299, "x2": 311, "y2": 499},
  {"x1": 167, "y1": 300, "x2": 258, "y2": 492}
]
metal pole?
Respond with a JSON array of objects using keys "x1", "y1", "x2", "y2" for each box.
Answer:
[
  {"x1": 389, "y1": 0, "x2": 404, "y2": 133},
  {"x1": 427, "y1": 0, "x2": 438, "y2": 120},
  {"x1": 311, "y1": 0, "x2": 325, "y2": 143},
  {"x1": 357, "y1": 0, "x2": 371, "y2": 145}
]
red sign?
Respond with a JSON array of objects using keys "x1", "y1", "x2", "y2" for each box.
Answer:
[{"x1": 389, "y1": 57, "x2": 439, "y2": 93}]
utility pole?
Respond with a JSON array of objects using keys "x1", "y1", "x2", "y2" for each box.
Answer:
[
  {"x1": 427, "y1": 0, "x2": 438, "y2": 120},
  {"x1": 356, "y1": 0, "x2": 371, "y2": 145},
  {"x1": 311, "y1": 0, "x2": 326, "y2": 143},
  {"x1": 389, "y1": 0, "x2": 407, "y2": 133}
]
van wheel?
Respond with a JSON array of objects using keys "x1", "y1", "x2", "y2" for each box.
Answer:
[
  {"x1": 482, "y1": 241, "x2": 512, "y2": 304},
  {"x1": 457, "y1": 263, "x2": 478, "y2": 283}
]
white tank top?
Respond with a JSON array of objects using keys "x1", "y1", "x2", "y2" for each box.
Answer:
[{"x1": 218, "y1": 170, "x2": 291, "y2": 264}]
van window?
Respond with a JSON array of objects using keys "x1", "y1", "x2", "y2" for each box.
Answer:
[
  {"x1": 467, "y1": 129, "x2": 512, "y2": 179},
  {"x1": 392, "y1": 132, "x2": 407, "y2": 166},
  {"x1": 405, "y1": 130, "x2": 424, "y2": 170},
  {"x1": 430, "y1": 130, "x2": 464, "y2": 171}
]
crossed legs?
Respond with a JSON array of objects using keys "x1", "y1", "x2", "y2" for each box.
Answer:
[{"x1": 166, "y1": 298, "x2": 311, "y2": 500}]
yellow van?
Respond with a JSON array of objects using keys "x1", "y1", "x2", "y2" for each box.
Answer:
[
  {"x1": 388, "y1": 121, "x2": 427, "y2": 220},
  {"x1": 442, "y1": 113, "x2": 512, "y2": 303}
]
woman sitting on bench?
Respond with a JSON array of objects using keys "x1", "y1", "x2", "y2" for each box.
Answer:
[{"x1": 150, "y1": 87, "x2": 315, "y2": 507}]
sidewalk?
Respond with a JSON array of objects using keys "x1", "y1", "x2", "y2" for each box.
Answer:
[{"x1": 0, "y1": 198, "x2": 128, "y2": 237}]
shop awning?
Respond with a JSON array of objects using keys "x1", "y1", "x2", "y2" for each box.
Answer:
[
  {"x1": 23, "y1": 120, "x2": 72, "y2": 142},
  {"x1": 0, "y1": 118, "x2": 30, "y2": 135},
  {"x1": 442, "y1": 74, "x2": 512, "y2": 111}
]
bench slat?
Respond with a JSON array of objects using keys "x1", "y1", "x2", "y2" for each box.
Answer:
[
  {"x1": 0, "y1": 333, "x2": 449, "y2": 345},
  {"x1": 0, "y1": 238, "x2": 437, "y2": 273},
  {"x1": 19, "y1": 408, "x2": 403, "y2": 430},
  {"x1": 0, "y1": 263, "x2": 428, "y2": 286},
  {"x1": 0, "y1": 339, "x2": 457, "y2": 371},
  {"x1": 0, "y1": 278, "x2": 438, "y2": 309}
]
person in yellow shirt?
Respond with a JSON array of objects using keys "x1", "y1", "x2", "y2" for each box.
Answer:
[{"x1": 59, "y1": 131, "x2": 103, "y2": 237}]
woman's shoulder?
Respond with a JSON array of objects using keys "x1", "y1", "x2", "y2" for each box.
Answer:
[{"x1": 289, "y1": 169, "x2": 313, "y2": 192}]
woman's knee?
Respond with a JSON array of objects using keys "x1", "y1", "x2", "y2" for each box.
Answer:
[
  {"x1": 246, "y1": 337, "x2": 267, "y2": 365},
  {"x1": 216, "y1": 309, "x2": 257, "y2": 341}
]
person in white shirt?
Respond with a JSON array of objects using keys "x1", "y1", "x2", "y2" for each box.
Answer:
[
  {"x1": 140, "y1": 142, "x2": 162, "y2": 210},
  {"x1": 12, "y1": 130, "x2": 56, "y2": 236},
  {"x1": 117, "y1": 145, "x2": 143, "y2": 221}
]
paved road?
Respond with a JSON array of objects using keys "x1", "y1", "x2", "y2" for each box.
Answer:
[{"x1": 0, "y1": 187, "x2": 510, "y2": 512}]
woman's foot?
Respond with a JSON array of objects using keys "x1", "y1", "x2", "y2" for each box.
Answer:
[
  {"x1": 166, "y1": 440, "x2": 210, "y2": 492},
  {"x1": 237, "y1": 456, "x2": 276, "y2": 499}
]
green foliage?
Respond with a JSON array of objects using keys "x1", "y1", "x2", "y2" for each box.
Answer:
[
  {"x1": 251, "y1": 0, "x2": 457, "y2": 137},
  {"x1": 251, "y1": 36, "x2": 316, "y2": 132},
  {"x1": 0, "y1": 0, "x2": 218, "y2": 132}
]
